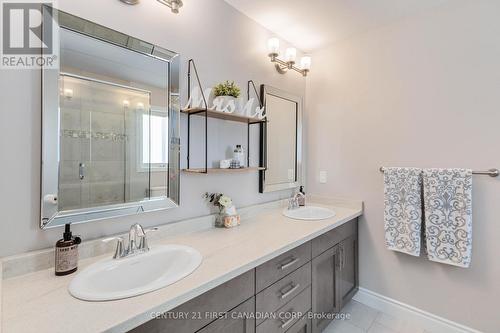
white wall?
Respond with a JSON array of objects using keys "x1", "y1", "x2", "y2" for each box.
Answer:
[
  {"x1": 306, "y1": 1, "x2": 500, "y2": 332},
  {"x1": 0, "y1": 0, "x2": 306, "y2": 257}
]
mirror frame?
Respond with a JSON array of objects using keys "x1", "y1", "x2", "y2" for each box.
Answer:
[
  {"x1": 259, "y1": 85, "x2": 303, "y2": 193},
  {"x1": 40, "y1": 6, "x2": 180, "y2": 228}
]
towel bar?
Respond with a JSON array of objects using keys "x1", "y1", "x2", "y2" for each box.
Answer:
[{"x1": 379, "y1": 167, "x2": 499, "y2": 178}]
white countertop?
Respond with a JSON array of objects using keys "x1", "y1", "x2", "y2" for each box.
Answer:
[{"x1": 1, "y1": 201, "x2": 362, "y2": 333}]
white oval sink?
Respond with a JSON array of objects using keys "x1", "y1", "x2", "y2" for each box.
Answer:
[
  {"x1": 283, "y1": 206, "x2": 336, "y2": 221},
  {"x1": 69, "y1": 244, "x2": 202, "y2": 301}
]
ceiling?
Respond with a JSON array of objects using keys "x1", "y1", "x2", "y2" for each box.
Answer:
[{"x1": 224, "y1": 0, "x2": 451, "y2": 52}]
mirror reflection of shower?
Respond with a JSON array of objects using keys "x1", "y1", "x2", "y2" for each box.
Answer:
[{"x1": 58, "y1": 74, "x2": 168, "y2": 211}]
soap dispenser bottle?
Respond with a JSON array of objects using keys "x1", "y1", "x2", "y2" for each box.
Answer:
[
  {"x1": 233, "y1": 145, "x2": 245, "y2": 168},
  {"x1": 55, "y1": 224, "x2": 81, "y2": 276},
  {"x1": 298, "y1": 186, "x2": 306, "y2": 206}
]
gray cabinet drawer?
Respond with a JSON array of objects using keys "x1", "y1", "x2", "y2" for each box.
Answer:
[
  {"x1": 129, "y1": 269, "x2": 255, "y2": 333},
  {"x1": 256, "y1": 262, "x2": 311, "y2": 324},
  {"x1": 312, "y1": 219, "x2": 357, "y2": 258},
  {"x1": 256, "y1": 242, "x2": 311, "y2": 292},
  {"x1": 256, "y1": 286, "x2": 311, "y2": 333},
  {"x1": 196, "y1": 297, "x2": 255, "y2": 333},
  {"x1": 286, "y1": 314, "x2": 311, "y2": 333}
]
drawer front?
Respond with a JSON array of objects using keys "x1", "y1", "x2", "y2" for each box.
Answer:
[
  {"x1": 256, "y1": 262, "x2": 311, "y2": 324},
  {"x1": 312, "y1": 219, "x2": 357, "y2": 258},
  {"x1": 286, "y1": 313, "x2": 311, "y2": 333},
  {"x1": 256, "y1": 242, "x2": 311, "y2": 292},
  {"x1": 256, "y1": 286, "x2": 311, "y2": 333},
  {"x1": 196, "y1": 297, "x2": 255, "y2": 333},
  {"x1": 129, "y1": 270, "x2": 255, "y2": 333}
]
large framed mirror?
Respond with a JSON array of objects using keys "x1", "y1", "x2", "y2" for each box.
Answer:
[
  {"x1": 40, "y1": 6, "x2": 180, "y2": 228},
  {"x1": 259, "y1": 85, "x2": 302, "y2": 193}
]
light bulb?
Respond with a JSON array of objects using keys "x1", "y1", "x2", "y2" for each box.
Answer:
[
  {"x1": 300, "y1": 56, "x2": 312, "y2": 70},
  {"x1": 285, "y1": 48, "x2": 297, "y2": 63},
  {"x1": 267, "y1": 37, "x2": 280, "y2": 55},
  {"x1": 63, "y1": 88, "x2": 73, "y2": 99},
  {"x1": 123, "y1": 100, "x2": 130, "y2": 108}
]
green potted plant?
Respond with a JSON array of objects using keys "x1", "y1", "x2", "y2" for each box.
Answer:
[{"x1": 212, "y1": 81, "x2": 241, "y2": 111}]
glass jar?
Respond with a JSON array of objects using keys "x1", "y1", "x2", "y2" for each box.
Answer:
[
  {"x1": 215, "y1": 205, "x2": 240, "y2": 228},
  {"x1": 215, "y1": 206, "x2": 228, "y2": 228}
]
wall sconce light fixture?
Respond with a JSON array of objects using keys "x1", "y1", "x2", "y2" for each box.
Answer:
[
  {"x1": 267, "y1": 37, "x2": 311, "y2": 77},
  {"x1": 157, "y1": 0, "x2": 183, "y2": 13},
  {"x1": 119, "y1": 0, "x2": 183, "y2": 14}
]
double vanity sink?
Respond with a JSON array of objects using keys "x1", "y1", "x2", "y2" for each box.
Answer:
[
  {"x1": 69, "y1": 206, "x2": 336, "y2": 302},
  {"x1": 3, "y1": 200, "x2": 360, "y2": 333}
]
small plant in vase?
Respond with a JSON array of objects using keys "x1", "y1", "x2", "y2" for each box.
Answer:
[
  {"x1": 212, "y1": 81, "x2": 241, "y2": 113},
  {"x1": 204, "y1": 192, "x2": 241, "y2": 228}
]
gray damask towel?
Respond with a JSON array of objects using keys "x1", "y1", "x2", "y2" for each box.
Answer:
[
  {"x1": 423, "y1": 168, "x2": 473, "y2": 268},
  {"x1": 384, "y1": 167, "x2": 423, "y2": 256}
]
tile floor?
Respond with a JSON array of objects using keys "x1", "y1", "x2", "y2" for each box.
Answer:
[{"x1": 324, "y1": 300, "x2": 429, "y2": 333}]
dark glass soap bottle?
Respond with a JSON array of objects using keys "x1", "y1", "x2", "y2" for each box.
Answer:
[
  {"x1": 55, "y1": 224, "x2": 82, "y2": 276},
  {"x1": 298, "y1": 186, "x2": 306, "y2": 206}
]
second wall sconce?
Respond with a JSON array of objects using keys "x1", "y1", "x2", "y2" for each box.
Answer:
[{"x1": 267, "y1": 38, "x2": 311, "y2": 77}]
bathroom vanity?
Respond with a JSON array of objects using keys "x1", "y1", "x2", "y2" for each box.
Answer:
[
  {"x1": 1, "y1": 200, "x2": 361, "y2": 333},
  {"x1": 131, "y1": 218, "x2": 357, "y2": 333}
]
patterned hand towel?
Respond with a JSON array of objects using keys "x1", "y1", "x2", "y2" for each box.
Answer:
[
  {"x1": 384, "y1": 167, "x2": 423, "y2": 256},
  {"x1": 423, "y1": 169, "x2": 473, "y2": 268}
]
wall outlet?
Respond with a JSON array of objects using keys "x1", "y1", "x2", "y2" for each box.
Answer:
[{"x1": 319, "y1": 171, "x2": 327, "y2": 184}]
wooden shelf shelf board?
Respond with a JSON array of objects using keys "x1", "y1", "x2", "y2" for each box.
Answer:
[
  {"x1": 181, "y1": 108, "x2": 265, "y2": 124},
  {"x1": 183, "y1": 167, "x2": 266, "y2": 174}
]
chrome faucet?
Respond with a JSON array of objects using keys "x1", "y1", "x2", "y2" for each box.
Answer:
[
  {"x1": 288, "y1": 190, "x2": 304, "y2": 210},
  {"x1": 128, "y1": 223, "x2": 146, "y2": 255},
  {"x1": 103, "y1": 223, "x2": 158, "y2": 259}
]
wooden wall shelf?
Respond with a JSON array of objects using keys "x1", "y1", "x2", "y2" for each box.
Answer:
[
  {"x1": 183, "y1": 60, "x2": 266, "y2": 174},
  {"x1": 183, "y1": 167, "x2": 266, "y2": 174},
  {"x1": 181, "y1": 108, "x2": 265, "y2": 124}
]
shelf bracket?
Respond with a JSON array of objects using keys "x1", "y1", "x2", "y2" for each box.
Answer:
[
  {"x1": 247, "y1": 80, "x2": 266, "y2": 170},
  {"x1": 187, "y1": 59, "x2": 208, "y2": 173}
]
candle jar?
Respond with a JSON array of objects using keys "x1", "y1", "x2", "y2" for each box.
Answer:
[{"x1": 215, "y1": 205, "x2": 240, "y2": 228}]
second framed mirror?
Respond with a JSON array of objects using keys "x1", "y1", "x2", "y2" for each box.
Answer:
[{"x1": 259, "y1": 85, "x2": 303, "y2": 193}]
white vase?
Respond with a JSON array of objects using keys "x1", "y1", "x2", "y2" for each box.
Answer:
[{"x1": 214, "y1": 95, "x2": 236, "y2": 112}]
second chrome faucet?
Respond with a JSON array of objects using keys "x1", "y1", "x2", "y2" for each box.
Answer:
[
  {"x1": 288, "y1": 189, "x2": 305, "y2": 210},
  {"x1": 103, "y1": 223, "x2": 158, "y2": 259}
]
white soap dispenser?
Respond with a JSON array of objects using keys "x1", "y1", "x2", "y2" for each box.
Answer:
[{"x1": 233, "y1": 145, "x2": 245, "y2": 168}]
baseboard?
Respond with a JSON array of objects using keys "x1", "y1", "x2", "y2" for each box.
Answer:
[{"x1": 352, "y1": 288, "x2": 483, "y2": 333}]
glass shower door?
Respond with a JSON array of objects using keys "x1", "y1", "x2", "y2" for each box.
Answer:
[{"x1": 58, "y1": 74, "x2": 151, "y2": 211}]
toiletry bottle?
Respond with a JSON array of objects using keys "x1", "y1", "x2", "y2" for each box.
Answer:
[
  {"x1": 233, "y1": 145, "x2": 245, "y2": 168},
  {"x1": 298, "y1": 186, "x2": 306, "y2": 206},
  {"x1": 55, "y1": 224, "x2": 82, "y2": 276}
]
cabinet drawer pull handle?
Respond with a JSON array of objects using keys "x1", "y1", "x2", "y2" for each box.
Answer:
[
  {"x1": 280, "y1": 314, "x2": 295, "y2": 329},
  {"x1": 338, "y1": 246, "x2": 344, "y2": 271},
  {"x1": 280, "y1": 257, "x2": 300, "y2": 270},
  {"x1": 342, "y1": 244, "x2": 346, "y2": 269},
  {"x1": 280, "y1": 283, "x2": 300, "y2": 299}
]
